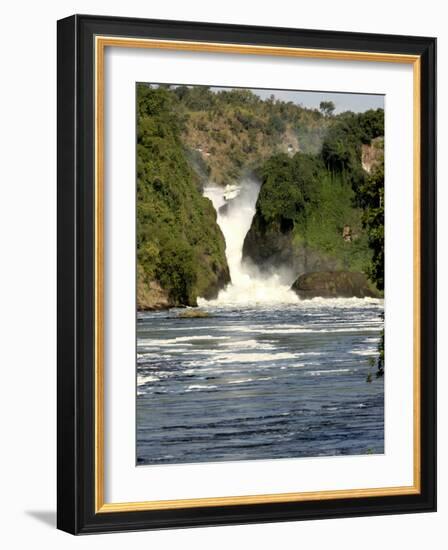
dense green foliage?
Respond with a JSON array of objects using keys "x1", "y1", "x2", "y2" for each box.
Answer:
[
  {"x1": 321, "y1": 110, "x2": 384, "y2": 285},
  {"x1": 257, "y1": 153, "x2": 321, "y2": 222},
  {"x1": 136, "y1": 84, "x2": 384, "y2": 322},
  {"x1": 245, "y1": 152, "x2": 371, "y2": 273},
  {"x1": 357, "y1": 154, "x2": 385, "y2": 291},
  {"x1": 136, "y1": 84, "x2": 344, "y2": 308},
  {"x1": 137, "y1": 85, "x2": 229, "y2": 307},
  {"x1": 244, "y1": 109, "x2": 384, "y2": 276},
  {"x1": 355, "y1": 140, "x2": 385, "y2": 376},
  {"x1": 322, "y1": 112, "x2": 385, "y2": 376},
  {"x1": 322, "y1": 109, "x2": 384, "y2": 191}
]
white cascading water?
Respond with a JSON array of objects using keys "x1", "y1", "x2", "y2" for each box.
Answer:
[{"x1": 201, "y1": 178, "x2": 299, "y2": 305}]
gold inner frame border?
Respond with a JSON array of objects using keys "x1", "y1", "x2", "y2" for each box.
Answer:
[{"x1": 94, "y1": 36, "x2": 421, "y2": 513}]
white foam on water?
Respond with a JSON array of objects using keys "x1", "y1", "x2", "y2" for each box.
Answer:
[
  {"x1": 284, "y1": 363, "x2": 306, "y2": 369},
  {"x1": 183, "y1": 367, "x2": 241, "y2": 375},
  {"x1": 163, "y1": 325, "x2": 222, "y2": 331},
  {"x1": 227, "y1": 378, "x2": 254, "y2": 384},
  {"x1": 137, "y1": 352, "x2": 160, "y2": 359},
  {"x1": 350, "y1": 348, "x2": 378, "y2": 356},
  {"x1": 307, "y1": 368, "x2": 351, "y2": 376},
  {"x1": 138, "y1": 335, "x2": 230, "y2": 345},
  {"x1": 302, "y1": 296, "x2": 383, "y2": 309},
  {"x1": 200, "y1": 180, "x2": 299, "y2": 307},
  {"x1": 221, "y1": 325, "x2": 380, "y2": 335},
  {"x1": 137, "y1": 374, "x2": 160, "y2": 386},
  {"x1": 185, "y1": 384, "x2": 218, "y2": 392},
  {"x1": 213, "y1": 352, "x2": 297, "y2": 364},
  {"x1": 217, "y1": 339, "x2": 275, "y2": 350}
]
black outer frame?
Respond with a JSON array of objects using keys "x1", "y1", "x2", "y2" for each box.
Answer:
[{"x1": 57, "y1": 14, "x2": 436, "y2": 535}]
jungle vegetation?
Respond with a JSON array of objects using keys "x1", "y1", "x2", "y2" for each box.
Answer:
[{"x1": 136, "y1": 84, "x2": 384, "y2": 324}]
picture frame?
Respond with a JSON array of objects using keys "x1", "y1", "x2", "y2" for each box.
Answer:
[{"x1": 57, "y1": 14, "x2": 436, "y2": 534}]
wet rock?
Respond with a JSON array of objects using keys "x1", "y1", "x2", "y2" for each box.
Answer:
[
  {"x1": 137, "y1": 278, "x2": 175, "y2": 311},
  {"x1": 291, "y1": 271, "x2": 380, "y2": 299},
  {"x1": 177, "y1": 309, "x2": 210, "y2": 319}
]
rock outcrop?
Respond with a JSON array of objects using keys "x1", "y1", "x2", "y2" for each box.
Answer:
[
  {"x1": 177, "y1": 309, "x2": 210, "y2": 318},
  {"x1": 361, "y1": 136, "x2": 384, "y2": 174},
  {"x1": 137, "y1": 275, "x2": 174, "y2": 311},
  {"x1": 291, "y1": 271, "x2": 380, "y2": 299}
]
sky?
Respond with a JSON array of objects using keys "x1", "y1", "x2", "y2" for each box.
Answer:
[
  {"x1": 252, "y1": 89, "x2": 384, "y2": 114},
  {"x1": 212, "y1": 86, "x2": 384, "y2": 114},
  {"x1": 148, "y1": 83, "x2": 384, "y2": 114}
]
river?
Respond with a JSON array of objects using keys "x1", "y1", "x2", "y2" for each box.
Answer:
[{"x1": 136, "y1": 180, "x2": 384, "y2": 465}]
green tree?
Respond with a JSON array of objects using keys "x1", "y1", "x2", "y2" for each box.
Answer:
[
  {"x1": 357, "y1": 161, "x2": 384, "y2": 291},
  {"x1": 258, "y1": 153, "x2": 321, "y2": 227},
  {"x1": 356, "y1": 154, "x2": 385, "y2": 377},
  {"x1": 319, "y1": 100, "x2": 335, "y2": 117}
]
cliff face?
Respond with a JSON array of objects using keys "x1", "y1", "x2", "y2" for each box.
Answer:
[
  {"x1": 137, "y1": 268, "x2": 174, "y2": 311},
  {"x1": 362, "y1": 137, "x2": 384, "y2": 173},
  {"x1": 243, "y1": 210, "x2": 346, "y2": 276},
  {"x1": 136, "y1": 85, "x2": 230, "y2": 310}
]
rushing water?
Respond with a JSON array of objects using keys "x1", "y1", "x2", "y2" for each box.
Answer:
[
  {"x1": 136, "y1": 181, "x2": 384, "y2": 465},
  {"x1": 202, "y1": 179, "x2": 298, "y2": 304}
]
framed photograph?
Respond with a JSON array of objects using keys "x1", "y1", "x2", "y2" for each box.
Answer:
[{"x1": 57, "y1": 14, "x2": 436, "y2": 534}]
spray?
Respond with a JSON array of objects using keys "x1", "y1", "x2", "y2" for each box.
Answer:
[{"x1": 201, "y1": 179, "x2": 299, "y2": 306}]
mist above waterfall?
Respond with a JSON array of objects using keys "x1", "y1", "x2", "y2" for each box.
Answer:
[{"x1": 201, "y1": 179, "x2": 298, "y2": 306}]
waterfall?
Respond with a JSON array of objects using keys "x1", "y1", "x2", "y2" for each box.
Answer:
[{"x1": 201, "y1": 179, "x2": 298, "y2": 306}]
